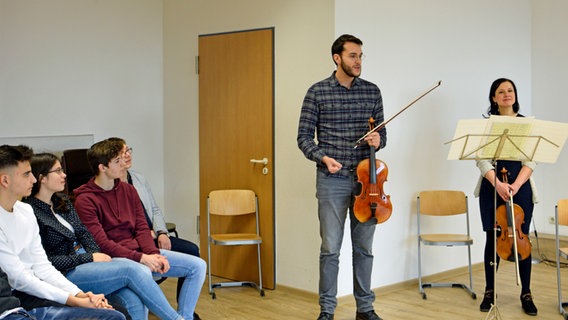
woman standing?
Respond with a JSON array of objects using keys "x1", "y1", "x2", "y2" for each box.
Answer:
[
  {"x1": 25, "y1": 153, "x2": 187, "y2": 320},
  {"x1": 475, "y1": 78, "x2": 538, "y2": 316}
]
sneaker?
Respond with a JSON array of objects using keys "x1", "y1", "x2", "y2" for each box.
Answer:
[
  {"x1": 479, "y1": 290, "x2": 494, "y2": 312},
  {"x1": 317, "y1": 312, "x2": 334, "y2": 320},
  {"x1": 521, "y1": 293, "x2": 538, "y2": 316},
  {"x1": 356, "y1": 310, "x2": 382, "y2": 320}
]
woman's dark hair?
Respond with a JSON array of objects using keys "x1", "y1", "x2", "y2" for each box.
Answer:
[
  {"x1": 29, "y1": 153, "x2": 68, "y2": 212},
  {"x1": 331, "y1": 34, "x2": 362, "y2": 66},
  {"x1": 486, "y1": 78, "x2": 520, "y2": 116}
]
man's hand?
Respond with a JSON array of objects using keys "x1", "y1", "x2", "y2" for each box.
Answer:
[
  {"x1": 140, "y1": 254, "x2": 170, "y2": 273},
  {"x1": 157, "y1": 233, "x2": 172, "y2": 250},
  {"x1": 322, "y1": 156, "x2": 342, "y2": 174},
  {"x1": 364, "y1": 132, "x2": 381, "y2": 149},
  {"x1": 67, "y1": 292, "x2": 114, "y2": 309}
]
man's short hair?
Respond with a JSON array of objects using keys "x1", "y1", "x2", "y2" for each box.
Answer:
[
  {"x1": 87, "y1": 139, "x2": 124, "y2": 175},
  {"x1": 0, "y1": 145, "x2": 33, "y2": 171},
  {"x1": 331, "y1": 34, "x2": 363, "y2": 57},
  {"x1": 107, "y1": 137, "x2": 126, "y2": 147}
]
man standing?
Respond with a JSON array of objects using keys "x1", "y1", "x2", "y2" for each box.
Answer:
[{"x1": 297, "y1": 34, "x2": 387, "y2": 320}]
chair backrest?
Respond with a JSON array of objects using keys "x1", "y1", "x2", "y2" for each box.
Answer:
[
  {"x1": 418, "y1": 190, "x2": 467, "y2": 216},
  {"x1": 558, "y1": 199, "x2": 568, "y2": 227},
  {"x1": 208, "y1": 189, "x2": 259, "y2": 237},
  {"x1": 208, "y1": 189, "x2": 257, "y2": 216},
  {"x1": 61, "y1": 148, "x2": 93, "y2": 196}
]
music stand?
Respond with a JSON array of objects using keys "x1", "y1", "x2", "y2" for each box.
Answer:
[{"x1": 446, "y1": 115, "x2": 568, "y2": 320}]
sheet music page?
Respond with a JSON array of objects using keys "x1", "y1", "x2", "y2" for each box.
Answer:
[
  {"x1": 446, "y1": 116, "x2": 568, "y2": 163},
  {"x1": 479, "y1": 116, "x2": 534, "y2": 160},
  {"x1": 446, "y1": 119, "x2": 487, "y2": 160},
  {"x1": 530, "y1": 118, "x2": 568, "y2": 163}
]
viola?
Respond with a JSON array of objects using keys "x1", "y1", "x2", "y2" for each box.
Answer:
[
  {"x1": 495, "y1": 167, "x2": 531, "y2": 263},
  {"x1": 352, "y1": 81, "x2": 442, "y2": 223},
  {"x1": 354, "y1": 117, "x2": 392, "y2": 224}
]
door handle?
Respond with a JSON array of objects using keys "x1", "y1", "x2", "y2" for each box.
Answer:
[{"x1": 250, "y1": 158, "x2": 268, "y2": 165}]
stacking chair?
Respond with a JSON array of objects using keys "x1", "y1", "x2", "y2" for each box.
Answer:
[
  {"x1": 61, "y1": 148, "x2": 92, "y2": 198},
  {"x1": 207, "y1": 189, "x2": 264, "y2": 299},
  {"x1": 166, "y1": 222, "x2": 179, "y2": 238},
  {"x1": 417, "y1": 190, "x2": 476, "y2": 299},
  {"x1": 555, "y1": 199, "x2": 568, "y2": 319}
]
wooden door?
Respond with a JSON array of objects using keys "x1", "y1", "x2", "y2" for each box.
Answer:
[{"x1": 198, "y1": 28, "x2": 274, "y2": 289}]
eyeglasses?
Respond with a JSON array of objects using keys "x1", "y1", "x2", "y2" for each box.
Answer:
[
  {"x1": 345, "y1": 53, "x2": 365, "y2": 61},
  {"x1": 47, "y1": 167, "x2": 65, "y2": 175},
  {"x1": 125, "y1": 147, "x2": 133, "y2": 155}
]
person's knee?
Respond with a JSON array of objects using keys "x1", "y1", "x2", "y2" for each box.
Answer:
[{"x1": 196, "y1": 257, "x2": 207, "y2": 273}]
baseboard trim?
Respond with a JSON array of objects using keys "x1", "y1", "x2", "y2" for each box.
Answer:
[{"x1": 276, "y1": 263, "x2": 484, "y2": 303}]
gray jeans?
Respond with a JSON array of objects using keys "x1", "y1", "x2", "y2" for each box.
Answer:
[{"x1": 316, "y1": 170, "x2": 376, "y2": 314}]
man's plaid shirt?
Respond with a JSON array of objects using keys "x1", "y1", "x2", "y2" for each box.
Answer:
[{"x1": 297, "y1": 72, "x2": 387, "y2": 176}]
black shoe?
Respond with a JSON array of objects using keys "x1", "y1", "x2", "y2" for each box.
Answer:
[
  {"x1": 521, "y1": 293, "x2": 538, "y2": 316},
  {"x1": 317, "y1": 312, "x2": 334, "y2": 320},
  {"x1": 193, "y1": 312, "x2": 201, "y2": 320},
  {"x1": 479, "y1": 290, "x2": 494, "y2": 312},
  {"x1": 356, "y1": 310, "x2": 382, "y2": 320}
]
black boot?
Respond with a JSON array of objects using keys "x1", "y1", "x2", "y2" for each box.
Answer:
[
  {"x1": 521, "y1": 292, "x2": 538, "y2": 316},
  {"x1": 479, "y1": 290, "x2": 494, "y2": 312}
]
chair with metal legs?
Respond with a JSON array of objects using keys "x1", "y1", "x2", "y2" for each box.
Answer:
[{"x1": 417, "y1": 190, "x2": 476, "y2": 300}]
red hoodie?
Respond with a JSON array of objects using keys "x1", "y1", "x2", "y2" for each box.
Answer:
[{"x1": 74, "y1": 178, "x2": 159, "y2": 262}]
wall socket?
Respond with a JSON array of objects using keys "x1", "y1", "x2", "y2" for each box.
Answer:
[{"x1": 549, "y1": 216, "x2": 556, "y2": 224}]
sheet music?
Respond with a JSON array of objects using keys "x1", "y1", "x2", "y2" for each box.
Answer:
[
  {"x1": 530, "y1": 118, "x2": 568, "y2": 163},
  {"x1": 479, "y1": 116, "x2": 534, "y2": 159},
  {"x1": 446, "y1": 116, "x2": 568, "y2": 163},
  {"x1": 446, "y1": 119, "x2": 486, "y2": 160}
]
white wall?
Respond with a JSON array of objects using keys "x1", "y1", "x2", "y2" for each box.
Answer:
[
  {"x1": 532, "y1": 0, "x2": 568, "y2": 235},
  {"x1": 0, "y1": 0, "x2": 165, "y2": 200}
]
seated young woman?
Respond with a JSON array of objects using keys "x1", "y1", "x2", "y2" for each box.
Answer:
[{"x1": 24, "y1": 153, "x2": 187, "y2": 320}]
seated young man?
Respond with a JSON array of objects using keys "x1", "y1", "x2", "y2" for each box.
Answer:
[
  {"x1": 109, "y1": 137, "x2": 200, "y2": 303},
  {"x1": 73, "y1": 138, "x2": 206, "y2": 320},
  {"x1": 0, "y1": 145, "x2": 125, "y2": 320}
]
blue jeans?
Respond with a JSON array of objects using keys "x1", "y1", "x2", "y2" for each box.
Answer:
[
  {"x1": 161, "y1": 236, "x2": 201, "y2": 301},
  {"x1": 3, "y1": 306, "x2": 125, "y2": 320},
  {"x1": 155, "y1": 249, "x2": 206, "y2": 319},
  {"x1": 65, "y1": 258, "x2": 182, "y2": 320},
  {"x1": 316, "y1": 170, "x2": 376, "y2": 314}
]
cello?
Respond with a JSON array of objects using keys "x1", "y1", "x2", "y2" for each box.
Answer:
[
  {"x1": 354, "y1": 117, "x2": 392, "y2": 224},
  {"x1": 495, "y1": 167, "x2": 532, "y2": 284}
]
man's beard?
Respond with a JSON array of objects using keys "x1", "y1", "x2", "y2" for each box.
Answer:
[{"x1": 340, "y1": 60, "x2": 360, "y2": 78}]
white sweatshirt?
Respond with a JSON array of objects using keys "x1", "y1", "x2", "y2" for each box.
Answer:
[{"x1": 0, "y1": 201, "x2": 81, "y2": 304}]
